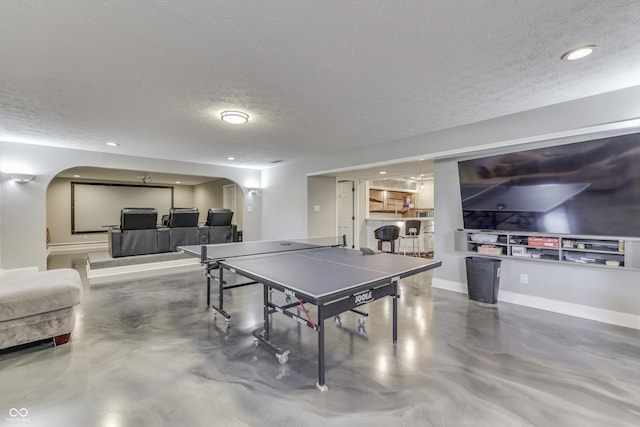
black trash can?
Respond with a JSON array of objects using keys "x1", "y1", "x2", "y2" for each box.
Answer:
[{"x1": 465, "y1": 256, "x2": 501, "y2": 304}]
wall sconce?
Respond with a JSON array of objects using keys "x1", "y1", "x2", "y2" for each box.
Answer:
[
  {"x1": 248, "y1": 188, "x2": 258, "y2": 195},
  {"x1": 10, "y1": 174, "x2": 35, "y2": 184}
]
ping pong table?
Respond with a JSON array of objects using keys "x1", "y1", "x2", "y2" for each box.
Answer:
[{"x1": 181, "y1": 238, "x2": 441, "y2": 391}]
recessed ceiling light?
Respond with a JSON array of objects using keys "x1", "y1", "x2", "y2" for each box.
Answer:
[
  {"x1": 221, "y1": 110, "x2": 249, "y2": 124},
  {"x1": 227, "y1": 156, "x2": 235, "y2": 161},
  {"x1": 106, "y1": 141, "x2": 119, "y2": 147},
  {"x1": 561, "y1": 45, "x2": 596, "y2": 61},
  {"x1": 175, "y1": 181, "x2": 181, "y2": 184},
  {"x1": 379, "y1": 171, "x2": 387, "y2": 175},
  {"x1": 73, "y1": 174, "x2": 81, "y2": 178}
]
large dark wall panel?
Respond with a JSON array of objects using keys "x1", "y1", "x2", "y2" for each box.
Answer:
[{"x1": 458, "y1": 132, "x2": 640, "y2": 237}]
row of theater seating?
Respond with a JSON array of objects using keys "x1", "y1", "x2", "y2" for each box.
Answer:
[{"x1": 108, "y1": 207, "x2": 237, "y2": 258}]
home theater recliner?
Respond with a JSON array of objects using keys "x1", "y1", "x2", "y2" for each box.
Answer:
[
  {"x1": 108, "y1": 208, "x2": 168, "y2": 257},
  {"x1": 166, "y1": 207, "x2": 200, "y2": 251},
  {"x1": 108, "y1": 207, "x2": 237, "y2": 258},
  {"x1": 199, "y1": 208, "x2": 237, "y2": 244}
]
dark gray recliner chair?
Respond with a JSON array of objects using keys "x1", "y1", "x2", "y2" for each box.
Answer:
[
  {"x1": 199, "y1": 208, "x2": 237, "y2": 244},
  {"x1": 166, "y1": 207, "x2": 200, "y2": 251},
  {"x1": 108, "y1": 208, "x2": 169, "y2": 257}
]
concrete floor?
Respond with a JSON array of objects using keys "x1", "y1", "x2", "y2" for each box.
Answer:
[{"x1": 1, "y1": 253, "x2": 639, "y2": 426}]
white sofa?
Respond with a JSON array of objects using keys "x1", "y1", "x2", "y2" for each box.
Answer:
[{"x1": 0, "y1": 268, "x2": 82, "y2": 350}]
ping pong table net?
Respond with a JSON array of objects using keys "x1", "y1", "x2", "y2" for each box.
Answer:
[
  {"x1": 197, "y1": 235, "x2": 347, "y2": 263},
  {"x1": 284, "y1": 235, "x2": 347, "y2": 248}
]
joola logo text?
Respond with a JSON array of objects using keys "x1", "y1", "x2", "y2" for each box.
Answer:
[{"x1": 354, "y1": 291, "x2": 373, "y2": 305}]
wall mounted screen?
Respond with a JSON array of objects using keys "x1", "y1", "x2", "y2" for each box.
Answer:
[
  {"x1": 457, "y1": 132, "x2": 640, "y2": 237},
  {"x1": 72, "y1": 182, "x2": 173, "y2": 233}
]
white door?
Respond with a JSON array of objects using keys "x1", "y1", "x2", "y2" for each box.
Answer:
[
  {"x1": 337, "y1": 181, "x2": 355, "y2": 248},
  {"x1": 223, "y1": 184, "x2": 237, "y2": 224}
]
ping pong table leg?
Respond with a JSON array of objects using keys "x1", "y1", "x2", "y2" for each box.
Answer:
[
  {"x1": 206, "y1": 266, "x2": 211, "y2": 306},
  {"x1": 263, "y1": 285, "x2": 270, "y2": 341},
  {"x1": 316, "y1": 304, "x2": 328, "y2": 392},
  {"x1": 218, "y1": 267, "x2": 225, "y2": 313},
  {"x1": 392, "y1": 280, "x2": 398, "y2": 344},
  {"x1": 208, "y1": 265, "x2": 231, "y2": 322}
]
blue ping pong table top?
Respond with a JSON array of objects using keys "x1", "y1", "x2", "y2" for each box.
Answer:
[{"x1": 217, "y1": 246, "x2": 440, "y2": 302}]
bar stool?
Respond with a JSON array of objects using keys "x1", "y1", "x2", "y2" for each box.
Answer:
[
  {"x1": 374, "y1": 225, "x2": 400, "y2": 253},
  {"x1": 400, "y1": 220, "x2": 421, "y2": 257}
]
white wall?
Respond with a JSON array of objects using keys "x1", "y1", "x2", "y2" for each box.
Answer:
[
  {"x1": 241, "y1": 189, "x2": 260, "y2": 241},
  {"x1": 0, "y1": 142, "x2": 261, "y2": 271},
  {"x1": 0, "y1": 179, "x2": 2, "y2": 268},
  {"x1": 307, "y1": 176, "x2": 337, "y2": 238},
  {"x1": 261, "y1": 161, "x2": 309, "y2": 240},
  {"x1": 173, "y1": 185, "x2": 195, "y2": 211},
  {"x1": 416, "y1": 178, "x2": 434, "y2": 208}
]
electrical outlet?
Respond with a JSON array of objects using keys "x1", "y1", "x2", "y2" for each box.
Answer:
[{"x1": 520, "y1": 273, "x2": 528, "y2": 284}]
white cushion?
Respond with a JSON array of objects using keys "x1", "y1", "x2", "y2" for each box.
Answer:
[{"x1": 0, "y1": 268, "x2": 81, "y2": 322}]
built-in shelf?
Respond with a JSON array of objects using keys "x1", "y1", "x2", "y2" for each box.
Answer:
[{"x1": 454, "y1": 229, "x2": 640, "y2": 270}]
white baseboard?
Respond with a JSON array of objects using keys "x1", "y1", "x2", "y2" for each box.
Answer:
[
  {"x1": 432, "y1": 278, "x2": 466, "y2": 294},
  {"x1": 431, "y1": 278, "x2": 639, "y2": 330},
  {"x1": 47, "y1": 242, "x2": 108, "y2": 256},
  {"x1": 87, "y1": 257, "x2": 201, "y2": 285}
]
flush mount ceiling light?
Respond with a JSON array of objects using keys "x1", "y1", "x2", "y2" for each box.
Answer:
[
  {"x1": 106, "y1": 141, "x2": 119, "y2": 147},
  {"x1": 561, "y1": 45, "x2": 596, "y2": 61},
  {"x1": 221, "y1": 110, "x2": 249, "y2": 124},
  {"x1": 227, "y1": 156, "x2": 235, "y2": 161}
]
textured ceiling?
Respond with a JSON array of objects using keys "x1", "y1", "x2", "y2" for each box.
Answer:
[{"x1": 1, "y1": 1, "x2": 640, "y2": 170}]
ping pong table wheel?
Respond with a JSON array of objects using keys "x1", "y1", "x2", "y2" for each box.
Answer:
[
  {"x1": 253, "y1": 337, "x2": 260, "y2": 347},
  {"x1": 334, "y1": 316, "x2": 341, "y2": 327},
  {"x1": 285, "y1": 296, "x2": 292, "y2": 304},
  {"x1": 357, "y1": 317, "x2": 366, "y2": 325},
  {"x1": 276, "y1": 350, "x2": 289, "y2": 365}
]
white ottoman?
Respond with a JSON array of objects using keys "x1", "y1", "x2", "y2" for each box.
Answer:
[{"x1": 0, "y1": 268, "x2": 82, "y2": 350}]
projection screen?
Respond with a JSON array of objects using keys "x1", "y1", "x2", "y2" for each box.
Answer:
[{"x1": 72, "y1": 182, "x2": 174, "y2": 233}]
